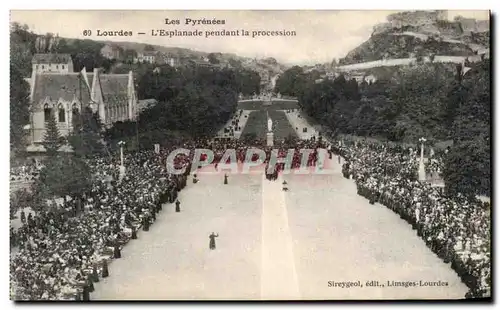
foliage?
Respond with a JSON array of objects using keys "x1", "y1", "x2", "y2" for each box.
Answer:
[
  {"x1": 442, "y1": 139, "x2": 490, "y2": 198},
  {"x1": 207, "y1": 53, "x2": 220, "y2": 64},
  {"x1": 42, "y1": 113, "x2": 64, "y2": 155},
  {"x1": 106, "y1": 65, "x2": 260, "y2": 148},
  {"x1": 10, "y1": 23, "x2": 113, "y2": 75},
  {"x1": 68, "y1": 107, "x2": 105, "y2": 157},
  {"x1": 274, "y1": 66, "x2": 307, "y2": 97},
  {"x1": 283, "y1": 59, "x2": 490, "y2": 196},
  {"x1": 10, "y1": 64, "x2": 30, "y2": 153},
  {"x1": 37, "y1": 154, "x2": 92, "y2": 199}
]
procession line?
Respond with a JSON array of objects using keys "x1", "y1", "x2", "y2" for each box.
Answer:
[{"x1": 260, "y1": 173, "x2": 300, "y2": 300}]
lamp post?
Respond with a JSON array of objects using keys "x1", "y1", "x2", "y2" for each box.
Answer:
[
  {"x1": 418, "y1": 137, "x2": 427, "y2": 182},
  {"x1": 118, "y1": 141, "x2": 126, "y2": 180},
  {"x1": 418, "y1": 137, "x2": 427, "y2": 162},
  {"x1": 118, "y1": 140, "x2": 126, "y2": 167}
]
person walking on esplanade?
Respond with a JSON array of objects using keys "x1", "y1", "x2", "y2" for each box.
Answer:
[{"x1": 209, "y1": 232, "x2": 219, "y2": 250}]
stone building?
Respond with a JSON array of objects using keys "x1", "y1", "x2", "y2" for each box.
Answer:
[
  {"x1": 32, "y1": 53, "x2": 73, "y2": 74},
  {"x1": 100, "y1": 43, "x2": 123, "y2": 60},
  {"x1": 387, "y1": 10, "x2": 447, "y2": 29},
  {"x1": 135, "y1": 51, "x2": 159, "y2": 64},
  {"x1": 27, "y1": 55, "x2": 138, "y2": 146}
]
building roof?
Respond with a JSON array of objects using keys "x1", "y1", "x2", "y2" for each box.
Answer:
[
  {"x1": 142, "y1": 51, "x2": 159, "y2": 57},
  {"x1": 32, "y1": 73, "x2": 92, "y2": 105},
  {"x1": 32, "y1": 53, "x2": 72, "y2": 64},
  {"x1": 102, "y1": 43, "x2": 122, "y2": 50},
  {"x1": 88, "y1": 73, "x2": 130, "y2": 107}
]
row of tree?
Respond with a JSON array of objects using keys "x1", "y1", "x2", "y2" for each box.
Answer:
[
  {"x1": 106, "y1": 64, "x2": 261, "y2": 148},
  {"x1": 275, "y1": 60, "x2": 490, "y2": 197}
]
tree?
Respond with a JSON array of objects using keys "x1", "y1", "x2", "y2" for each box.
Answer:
[
  {"x1": 37, "y1": 154, "x2": 92, "y2": 200},
  {"x1": 123, "y1": 49, "x2": 138, "y2": 62},
  {"x1": 10, "y1": 64, "x2": 30, "y2": 153},
  {"x1": 144, "y1": 44, "x2": 155, "y2": 51},
  {"x1": 42, "y1": 113, "x2": 64, "y2": 155},
  {"x1": 68, "y1": 107, "x2": 104, "y2": 157},
  {"x1": 442, "y1": 139, "x2": 490, "y2": 198},
  {"x1": 207, "y1": 53, "x2": 220, "y2": 64},
  {"x1": 274, "y1": 66, "x2": 306, "y2": 97}
]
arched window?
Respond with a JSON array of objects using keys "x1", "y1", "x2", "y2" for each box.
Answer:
[
  {"x1": 58, "y1": 104, "x2": 66, "y2": 123},
  {"x1": 44, "y1": 104, "x2": 52, "y2": 122},
  {"x1": 72, "y1": 104, "x2": 80, "y2": 126},
  {"x1": 62, "y1": 65, "x2": 65, "y2": 69},
  {"x1": 56, "y1": 65, "x2": 59, "y2": 69},
  {"x1": 72, "y1": 104, "x2": 80, "y2": 116},
  {"x1": 42, "y1": 65, "x2": 45, "y2": 69}
]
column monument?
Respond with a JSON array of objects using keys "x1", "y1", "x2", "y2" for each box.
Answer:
[{"x1": 267, "y1": 112, "x2": 274, "y2": 147}]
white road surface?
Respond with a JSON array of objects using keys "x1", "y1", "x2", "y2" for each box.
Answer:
[
  {"x1": 92, "y1": 158, "x2": 467, "y2": 300},
  {"x1": 285, "y1": 111, "x2": 320, "y2": 140}
]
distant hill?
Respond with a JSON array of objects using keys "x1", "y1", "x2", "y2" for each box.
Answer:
[
  {"x1": 339, "y1": 10, "x2": 490, "y2": 66},
  {"x1": 10, "y1": 21, "x2": 290, "y2": 80},
  {"x1": 97, "y1": 40, "x2": 208, "y2": 58}
]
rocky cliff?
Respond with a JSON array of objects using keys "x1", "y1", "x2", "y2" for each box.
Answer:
[{"x1": 340, "y1": 11, "x2": 490, "y2": 65}]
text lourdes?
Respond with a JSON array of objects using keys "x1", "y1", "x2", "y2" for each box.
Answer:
[{"x1": 165, "y1": 18, "x2": 226, "y2": 26}]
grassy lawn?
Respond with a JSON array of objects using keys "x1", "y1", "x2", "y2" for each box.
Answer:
[
  {"x1": 237, "y1": 100, "x2": 299, "y2": 110},
  {"x1": 241, "y1": 110, "x2": 298, "y2": 141}
]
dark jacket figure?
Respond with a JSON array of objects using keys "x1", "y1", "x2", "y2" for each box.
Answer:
[
  {"x1": 102, "y1": 259, "x2": 109, "y2": 278},
  {"x1": 143, "y1": 215, "x2": 150, "y2": 231},
  {"x1": 209, "y1": 232, "x2": 219, "y2": 250},
  {"x1": 151, "y1": 207, "x2": 156, "y2": 221},
  {"x1": 87, "y1": 276, "x2": 95, "y2": 292},
  {"x1": 175, "y1": 200, "x2": 181, "y2": 213},
  {"x1": 224, "y1": 174, "x2": 228, "y2": 184},
  {"x1": 20, "y1": 211, "x2": 26, "y2": 224},
  {"x1": 114, "y1": 244, "x2": 121, "y2": 259},
  {"x1": 82, "y1": 284, "x2": 90, "y2": 301},
  {"x1": 131, "y1": 227, "x2": 137, "y2": 239},
  {"x1": 193, "y1": 174, "x2": 198, "y2": 184},
  {"x1": 91, "y1": 264, "x2": 99, "y2": 282}
]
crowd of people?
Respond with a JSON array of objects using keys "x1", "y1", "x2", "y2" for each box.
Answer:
[
  {"x1": 10, "y1": 160, "x2": 41, "y2": 188},
  {"x1": 10, "y1": 132, "x2": 490, "y2": 300},
  {"x1": 335, "y1": 139, "x2": 490, "y2": 299},
  {"x1": 10, "y1": 150, "x2": 189, "y2": 300},
  {"x1": 10, "y1": 137, "x2": 327, "y2": 300},
  {"x1": 219, "y1": 110, "x2": 244, "y2": 138}
]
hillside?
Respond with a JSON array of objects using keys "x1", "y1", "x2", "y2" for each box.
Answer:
[
  {"x1": 340, "y1": 11, "x2": 490, "y2": 66},
  {"x1": 10, "y1": 22, "x2": 287, "y2": 82}
]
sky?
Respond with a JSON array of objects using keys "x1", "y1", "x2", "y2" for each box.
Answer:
[{"x1": 10, "y1": 10, "x2": 490, "y2": 65}]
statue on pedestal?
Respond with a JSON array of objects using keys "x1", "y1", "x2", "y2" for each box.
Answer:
[{"x1": 267, "y1": 117, "x2": 273, "y2": 132}]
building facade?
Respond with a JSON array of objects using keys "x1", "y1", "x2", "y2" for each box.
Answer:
[
  {"x1": 32, "y1": 53, "x2": 73, "y2": 74},
  {"x1": 28, "y1": 54, "x2": 138, "y2": 145},
  {"x1": 135, "y1": 51, "x2": 158, "y2": 64},
  {"x1": 100, "y1": 44, "x2": 123, "y2": 60}
]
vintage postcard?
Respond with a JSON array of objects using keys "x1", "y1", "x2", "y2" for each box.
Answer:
[{"x1": 9, "y1": 10, "x2": 491, "y2": 301}]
